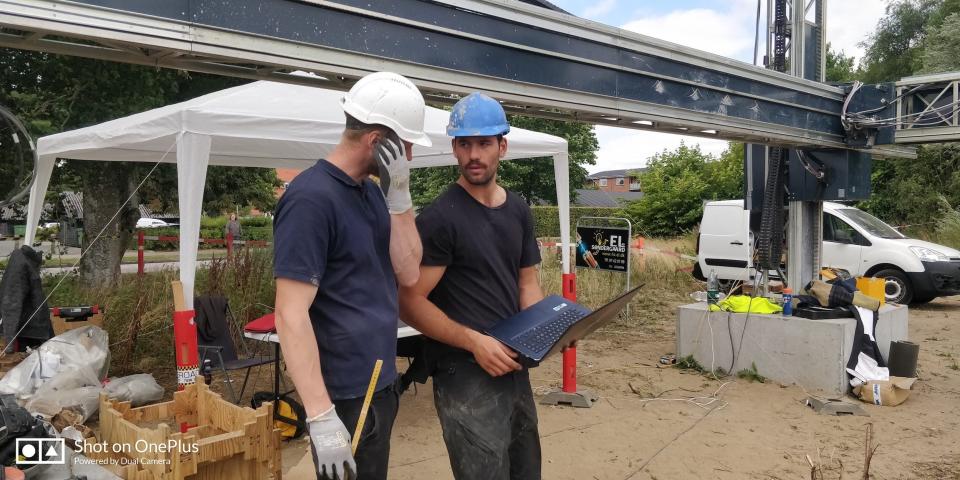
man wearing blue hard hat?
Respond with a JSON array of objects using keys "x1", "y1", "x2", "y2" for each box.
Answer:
[{"x1": 400, "y1": 92, "x2": 545, "y2": 479}]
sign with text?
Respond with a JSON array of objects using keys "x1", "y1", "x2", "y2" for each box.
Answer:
[{"x1": 575, "y1": 226, "x2": 629, "y2": 272}]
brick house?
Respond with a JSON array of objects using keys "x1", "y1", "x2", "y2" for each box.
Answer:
[
  {"x1": 585, "y1": 168, "x2": 645, "y2": 192},
  {"x1": 276, "y1": 168, "x2": 302, "y2": 197}
]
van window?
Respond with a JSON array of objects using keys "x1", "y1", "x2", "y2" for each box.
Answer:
[
  {"x1": 838, "y1": 208, "x2": 905, "y2": 239},
  {"x1": 823, "y1": 214, "x2": 868, "y2": 245},
  {"x1": 701, "y1": 206, "x2": 743, "y2": 237}
]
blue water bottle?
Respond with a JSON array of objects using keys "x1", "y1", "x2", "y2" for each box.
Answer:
[{"x1": 782, "y1": 288, "x2": 793, "y2": 316}]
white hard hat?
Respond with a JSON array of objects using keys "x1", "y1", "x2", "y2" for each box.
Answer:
[{"x1": 340, "y1": 72, "x2": 432, "y2": 147}]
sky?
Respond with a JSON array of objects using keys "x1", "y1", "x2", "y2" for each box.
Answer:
[{"x1": 546, "y1": 0, "x2": 890, "y2": 173}]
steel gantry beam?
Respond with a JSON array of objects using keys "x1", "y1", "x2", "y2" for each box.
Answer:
[
  {"x1": 0, "y1": 0, "x2": 917, "y2": 158},
  {"x1": 893, "y1": 73, "x2": 960, "y2": 144}
]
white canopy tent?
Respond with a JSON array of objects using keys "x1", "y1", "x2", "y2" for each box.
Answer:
[{"x1": 28, "y1": 79, "x2": 572, "y2": 308}]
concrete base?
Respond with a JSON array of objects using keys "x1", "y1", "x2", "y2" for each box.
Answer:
[
  {"x1": 540, "y1": 389, "x2": 597, "y2": 408},
  {"x1": 676, "y1": 303, "x2": 908, "y2": 397}
]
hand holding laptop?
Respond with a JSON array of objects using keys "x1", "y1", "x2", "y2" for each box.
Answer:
[{"x1": 467, "y1": 330, "x2": 522, "y2": 377}]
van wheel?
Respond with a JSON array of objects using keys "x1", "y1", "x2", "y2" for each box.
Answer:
[{"x1": 873, "y1": 269, "x2": 913, "y2": 304}]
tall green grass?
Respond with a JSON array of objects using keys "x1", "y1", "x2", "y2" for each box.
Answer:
[
  {"x1": 43, "y1": 247, "x2": 276, "y2": 378},
  {"x1": 930, "y1": 210, "x2": 960, "y2": 250},
  {"x1": 905, "y1": 209, "x2": 960, "y2": 251}
]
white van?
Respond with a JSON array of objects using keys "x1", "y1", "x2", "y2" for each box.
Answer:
[{"x1": 694, "y1": 200, "x2": 960, "y2": 304}]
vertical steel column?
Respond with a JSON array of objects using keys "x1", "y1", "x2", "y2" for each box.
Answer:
[{"x1": 786, "y1": 0, "x2": 826, "y2": 291}]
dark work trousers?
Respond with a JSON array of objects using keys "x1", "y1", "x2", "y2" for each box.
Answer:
[
  {"x1": 432, "y1": 353, "x2": 542, "y2": 480},
  {"x1": 321, "y1": 380, "x2": 400, "y2": 480}
]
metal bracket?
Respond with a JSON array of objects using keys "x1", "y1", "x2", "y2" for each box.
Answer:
[{"x1": 540, "y1": 390, "x2": 597, "y2": 408}]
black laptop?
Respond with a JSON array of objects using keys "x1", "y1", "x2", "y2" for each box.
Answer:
[{"x1": 486, "y1": 285, "x2": 644, "y2": 367}]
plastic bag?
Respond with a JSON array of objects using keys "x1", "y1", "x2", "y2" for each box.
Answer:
[
  {"x1": 0, "y1": 326, "x2": 109, "y2": 397},
  {"x1": 25, "y1": 385, "x2": 102, "y2": 422},
  {"x1": 103, "y1": 373, "x2": 164, "y2": 407}
]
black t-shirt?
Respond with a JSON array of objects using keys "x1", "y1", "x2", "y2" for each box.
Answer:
[
  {"x1": 273, "y1": 159, "x2": 398, "y2": 400},
  {"x1": 417, "y1": 183, "x2": 541, "y2": 332}
]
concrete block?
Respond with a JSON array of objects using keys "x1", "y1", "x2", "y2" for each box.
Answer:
[{"x1": 675, "y1": 303, "x2": 908, "y2": 397}]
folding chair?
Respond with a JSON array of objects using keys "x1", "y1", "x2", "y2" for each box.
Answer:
[{"x1": 195, "y1": 295, "x2": 274, "y2": 404}]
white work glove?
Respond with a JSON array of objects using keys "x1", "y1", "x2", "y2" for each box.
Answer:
[
  {"x1": 307, "y1": 406, "x2": 356, "y2": 480},
  {"x1": 373, "y1": 131, "x2": 413, "y2": 214}
]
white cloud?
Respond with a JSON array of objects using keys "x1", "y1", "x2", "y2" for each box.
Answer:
[
  {"x1": 589, "y1": 126, "x2": 730, "y2": 174},
  {"x1": 582, "y1": 0, "x2": 616, "y2": 21},
  {"x1": 826, "y1": 0, "x2": 887, "y2": 62},
  {"x1": 620, "y1": 0, "x2": 759, "y2": 62}
]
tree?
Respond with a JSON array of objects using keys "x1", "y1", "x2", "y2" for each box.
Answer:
[
  {"x1": 919, "y1": 12, "x2": 960, "y2": 72},
  {"x1": 136, "y1": 164, "x2": 281, "y2": 217},
  {"x1": 825, "y1": 44, "x2": 859, "y2": 83},
  {"x1": 859, "y1": 143, "x2": 960, "y2": 225},
  {"x1": 619, "y1": 142, "x2": 743, "y2": 237},
  {"x1": 860, "y1": 0, "x2": 960, "y2": 82},
  {"x1": 1, "y1": 51, "x2": 279, "y2": 287},
  {"x1": 409, "y1": 114, "x2": 598, "y2": 207}
]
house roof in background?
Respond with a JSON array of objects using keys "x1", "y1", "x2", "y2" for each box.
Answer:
[
  {"x1": 573, "y1": 189, "x2": 643, "y2": 207},
  {"x1": 587, "y1": 168, "x2": 646, "y2": 179}
]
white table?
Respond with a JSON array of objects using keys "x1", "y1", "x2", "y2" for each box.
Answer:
[{"x1": 243, "y1": 325, "x2": 421, "y2": 343}]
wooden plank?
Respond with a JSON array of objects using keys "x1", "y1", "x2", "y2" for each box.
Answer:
[
  {"x1": 51, "y1": 312, "x2": 104, "y2": 336},
  {"x1": 171, "y1": 280, "x2": 186, "y2": 311},
  {"x1": 196, "y1": 432, "x2": 246, "y2": 463}
]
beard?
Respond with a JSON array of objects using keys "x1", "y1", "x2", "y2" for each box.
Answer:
[
  {"x1": 365, "y1": 151, "x2": 380, "y2": 177},
  {"x1": 459, "y1": 161, "x2": 497, "y2": 186}
]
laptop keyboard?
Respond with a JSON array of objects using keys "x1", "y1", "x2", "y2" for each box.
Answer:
[{"x1": 513, "y1": 309, "x2": 587, "y2": 353}]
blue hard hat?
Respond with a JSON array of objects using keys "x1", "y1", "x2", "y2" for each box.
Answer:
[{"x1": 446, "y1": 93, "x2": 510, "y2": 137}]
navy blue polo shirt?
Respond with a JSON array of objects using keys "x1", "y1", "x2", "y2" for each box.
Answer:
[{"x1": 273, "y1": 159, "x2": 398, "y2": 400}]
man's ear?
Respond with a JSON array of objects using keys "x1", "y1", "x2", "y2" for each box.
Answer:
[
  {"x1": 499, "y1": 136, "x2": 508, "y2": 158},
  {"x1": 366, "y1": 129, "x2": 383, "y2": 149}
]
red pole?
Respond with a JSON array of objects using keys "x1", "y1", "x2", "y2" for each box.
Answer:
[
  {"x1": 173, "y1": 309, "x2": 199, "y2": 390},
  {"x1": 561, "y1": 272, "x2": 577, "y2": 393},
  {"x1": 226, "y1": 231, "x2": 233, "y2": 259},
  {"x1": 137, "y1": 230, "x2": 145, "y2": 276}
]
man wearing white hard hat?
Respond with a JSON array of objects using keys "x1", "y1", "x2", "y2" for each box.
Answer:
[
  {"x1": 400, "y1": 92, "x2": 545, "y2": 479},
  {"x1": 273, "y1": 71, "x2": 429, "y2": 480}
]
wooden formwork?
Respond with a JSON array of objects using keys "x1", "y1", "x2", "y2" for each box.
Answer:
[{"x1": 92, "y1": 382, "x2": 281, "y2": 480}]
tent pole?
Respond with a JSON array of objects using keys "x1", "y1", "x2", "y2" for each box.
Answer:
[
  {"x1": 174, "y1": 132, "x2": 211, "y2": 388},
  {"x1": 24, "y1": 155, "x2": 55, "y2": 246},
  {"x1": 542, "y1": 152, "x2": 596, "y2": 408}
]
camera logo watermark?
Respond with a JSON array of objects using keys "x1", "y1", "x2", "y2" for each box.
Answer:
[{"x1": 16, "y1": 438, "x2": 66, "y2": 465}]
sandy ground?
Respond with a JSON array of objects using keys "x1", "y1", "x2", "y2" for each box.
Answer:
[{"x1": 273, "y1": 295, "x2": 960, "y2": 480}]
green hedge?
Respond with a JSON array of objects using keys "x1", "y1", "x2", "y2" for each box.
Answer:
[
  {"x1": 200, "y1": 215, "x2": 272, "y2": 229},
  {"x1": 240, "y1": 216, "x2": 272, "y2": 228},
  {"x1": 201, "y1": 217, "x2": 227, "y2": 229},
  {"x1": 531, "y1": 206, "x2": 625, "y2": 238},
  {"x1": 138, "y1": 222, "x2": 272, "y2": 250}
]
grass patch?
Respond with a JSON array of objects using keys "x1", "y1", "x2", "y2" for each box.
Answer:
[
  {"x1": 736, "y1": 362, "x2": 767, "y2": 383},
  {"x1": 675, "y1": 354, "x2": 729, "y2": 378},
  {"x1": 43, "y1": 247, "x2": 275, "y2": 380},
  {"x1": 907, "y1": 209, "x2": 960, "y2": 250},
  {"x1": 676, "y1": 355, "x2": 706, "y2": 373}
]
